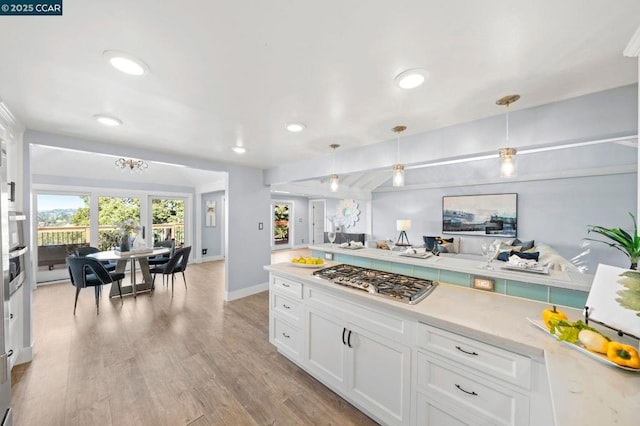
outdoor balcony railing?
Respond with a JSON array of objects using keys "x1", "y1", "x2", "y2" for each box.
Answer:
[{"x1": 37, "y1": 224, "x2": 184, "y2": 252}]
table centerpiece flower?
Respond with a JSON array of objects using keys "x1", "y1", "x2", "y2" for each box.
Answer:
[{"x1": 116, "y1": 218, "x2": 141, "y2": 252}]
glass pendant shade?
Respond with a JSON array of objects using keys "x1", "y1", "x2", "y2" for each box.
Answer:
[
  {"x1": 330, "y1": 174, "x2": 339, "y2": 192},
  {"x1": 496, "y1": 95, "x2": 520, "y2": 179},
  {"x1": 328, "y1": 143, "x2": 340, "y2": 192},
  {"x1": 499, "y1": 148, "x2": 517, "y2": 178},
  {"x1": 392, "y1": 164, "x2": 405, "y2": 187}
]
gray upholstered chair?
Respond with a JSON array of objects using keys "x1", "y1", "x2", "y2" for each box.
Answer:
[
  {"x1": 150, "y1": 246, "x2": 191, "y2": 293},
  {"x1": 66, "y1": 256, "x2": 125, "y2": 314},
  {"x1": 147, "y1": 239, "x2": 175, "y2": 267},
  {"x1": 74, "y1": 246, "x2": 117, "y2": 271}
]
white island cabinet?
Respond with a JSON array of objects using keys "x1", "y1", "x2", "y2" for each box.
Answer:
[
  {"x1": 304, "y1": 285, "x2": 413, "y2": 425},
  {"x1": 269, "y1": 271, "x2": 413, "y2": 425},
  {"x1": 266, "y1": 262, "x2": 638, "y2": 426}
]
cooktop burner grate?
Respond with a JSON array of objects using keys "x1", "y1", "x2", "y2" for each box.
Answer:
[{"x1": 313, "y1": 264, "x2": 437, "y2": 304}]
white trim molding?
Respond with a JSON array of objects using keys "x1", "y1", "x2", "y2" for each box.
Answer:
[
  {"x1": 225, "y1": 281, "x2": 268, "y2": 302},
  {"x1": 623, "y1": 25, "x2": 640, "y2": 57}
]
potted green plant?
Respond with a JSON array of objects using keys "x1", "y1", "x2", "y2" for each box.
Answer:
[{"x1": 586, "y1": 212, "x2": 640, "y2": 270}]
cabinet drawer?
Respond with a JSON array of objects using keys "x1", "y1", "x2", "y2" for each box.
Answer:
[
  {"x1": 417, "y1": 323, "x2": 531, "y2": 389},
  {"x1": 417, "y1": 353, "x2": 529, "y2": 426},
  {"x1": 271, "y1": 316, "x2": 300, "y2": 359},
  {"x1": 306, "y1": 286, "x2": 411, "y2": 344},
  {"x1": 272, "y1": 276, "x2": 303, "y2": 299},
  {"x1": 272, "y1": 292, "x2": 301, "y2": 321}
]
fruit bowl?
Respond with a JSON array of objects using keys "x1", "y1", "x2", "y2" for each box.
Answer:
[{"x1": 290, "y1": 257, "x2": 325, "y2": 268}]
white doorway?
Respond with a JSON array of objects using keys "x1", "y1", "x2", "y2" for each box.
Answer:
[{"x1": 309, "y1": 200, "x2": 325, "y2": 245}]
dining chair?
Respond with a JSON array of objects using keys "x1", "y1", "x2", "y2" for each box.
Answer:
[
  {"x1": 66, "y1": 256, "x2": 125, "y2": 315},
  {"x1": 147, "y1": 239, "x2": 175, "y2": 266},
  {"x1": 150, "y1": 246, "x2": 191, "y2": 293},
  {"x1": 74, "y1": 246, "x2": 117, "y2": 271}
]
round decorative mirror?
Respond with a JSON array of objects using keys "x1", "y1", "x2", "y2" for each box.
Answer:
[{"x1": 336, "y1": 199, "x2": 360, "y2": 229}]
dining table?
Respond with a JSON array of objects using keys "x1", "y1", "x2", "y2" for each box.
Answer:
[{"x1": 88, "y1": 247, "x2": 170, "y2": 297}]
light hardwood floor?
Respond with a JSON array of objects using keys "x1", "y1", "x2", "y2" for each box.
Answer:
[{"x1": 11, "y1": 251, "x2": 376, "y2": 425}]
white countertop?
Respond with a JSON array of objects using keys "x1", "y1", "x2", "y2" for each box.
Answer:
[
  {"x1": 309, "y1": 244, "x2": 593, "y2": 292},
  {"x1": 265, "y1": 262, "x2": 640, "y2": 426}
]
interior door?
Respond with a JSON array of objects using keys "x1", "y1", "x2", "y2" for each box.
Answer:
[{"x1": 310, "y1": 200, "x2": 325, "y2": 245}]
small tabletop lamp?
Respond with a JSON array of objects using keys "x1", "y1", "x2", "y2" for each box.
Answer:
[{"x1": 396, "y1": 220, "x2": 411, "y2": 246}]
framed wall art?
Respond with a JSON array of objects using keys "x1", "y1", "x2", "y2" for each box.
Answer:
[
  {"x1": 206, "y1": 200, "x2": 216, "y2": 227},
  {"x1": 442, "y1": 193, "x2": 517, "y2": 237}
]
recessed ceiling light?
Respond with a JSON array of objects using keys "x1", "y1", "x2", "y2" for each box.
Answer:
[
  {"x1": 286, "y1": 122, "x2": 306, "y2": 132},
  {"x1": 232, "y1": 146, "x2": 247, "y2": 154},
  {"x1": 94, "y1": 114, "x2": 122, "y2": 127},
  {"x1": 103, "y1": 50, "x2": 149, "y2": 76},
  {"x1": 394, "y1": 68, "x2": 428, "y2": 89}
]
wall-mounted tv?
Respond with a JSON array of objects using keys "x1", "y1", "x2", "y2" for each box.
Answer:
[{"x1": 442, "y1": 193, "x2": 517, "y2": 237}]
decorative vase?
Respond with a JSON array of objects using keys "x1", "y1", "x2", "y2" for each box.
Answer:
[{"x1": 119, "y1": 231, "x2": 131, "y2": 252}]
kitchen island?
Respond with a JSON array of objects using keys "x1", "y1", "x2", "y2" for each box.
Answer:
[
  {"x1": 310, "y1": 243, "x2": 593, "y2": 308},
  {"x1": 265, "y1": 261, "x2": 639, "y2": 426}
]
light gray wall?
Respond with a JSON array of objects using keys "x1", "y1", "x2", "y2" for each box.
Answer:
[
  {"x1": 226, "y1": 166, "x2": 271, "y2": 293},
  {"x1": 201, "y1": 191, "x2": 224, "y2": 257},
  {"x1": 372, "y1": 172, "x2": 637, "y2": 273}
]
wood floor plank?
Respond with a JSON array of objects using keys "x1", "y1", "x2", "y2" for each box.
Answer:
[{"x1": 11, "y1": 252, "x2": 377, "y2": 426}]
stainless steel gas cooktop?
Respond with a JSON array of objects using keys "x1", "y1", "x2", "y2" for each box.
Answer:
[{"x1": 313, "y1": 264, "x2": 437, "y2": 304}]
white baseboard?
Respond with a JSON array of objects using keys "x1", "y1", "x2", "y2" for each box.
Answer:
[
  {"x1": 14, "y1": 344, "x2": 34, "y2": 366},
  {"x1": 199, "y1": 255, "x2": 224, "y2": 263},
  {"x1": 225, "y1": 281, "x2": 268, "y2": 301}
]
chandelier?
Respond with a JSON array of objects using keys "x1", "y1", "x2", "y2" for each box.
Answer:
[{"x1": 115, "y1": 158, "x2": 148, "y2": 173}]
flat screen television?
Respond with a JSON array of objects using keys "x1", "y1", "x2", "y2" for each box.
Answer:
[{"x1": 442, "y1": 193, "x2": 517, "y2": 237}]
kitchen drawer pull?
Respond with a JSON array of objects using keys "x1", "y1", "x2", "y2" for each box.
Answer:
[
  {"x1": 342, "y1": 328, "x2": 347, "y2": 345},
  {"x1": 282, "y1": 304, "x2": 290, "y2": 309},
  {"x1": 9, "y1": 313, "x2": 13, "y2": 319},
  {"x1": 281, "y1": 283, "x2": 290, "y2": 288},
  {"x1": 282, "y1": 332, "x2": 290, "y2": 339},
  {"x1": 455, "y1": 345, "x2": 479, "y2": 356},
  {"x1": 455, "y1": 384, "x2": 478, "y2": 396},
  {"x1": 7, "y1": 350, "x2": 13, "y2": 357},
  {"x1": 347, "y1": 330, "x2": 353, "y2": 348}
]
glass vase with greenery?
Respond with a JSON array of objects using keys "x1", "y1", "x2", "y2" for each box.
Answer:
[{"x1": 586, "y1": 212, "x2": 640, "y2": 270}]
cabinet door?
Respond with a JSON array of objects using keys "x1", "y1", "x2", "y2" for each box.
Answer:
[
  {"x1": 347, "y1": 323, "x2": 411, "y2": 426},
  {"x1": 304, "y1": 307, "x2": 347, "y2": 391},
  {"x1": 8, "y1": 286, "x2": 23, "y2": 369}
]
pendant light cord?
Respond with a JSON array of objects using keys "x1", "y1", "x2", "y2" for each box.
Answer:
[{"x1": 505, "y1": 104, "x2": 510, "y2": 145}]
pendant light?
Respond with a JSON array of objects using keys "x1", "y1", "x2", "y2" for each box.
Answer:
[
  {"x1": 496, "y1": 94, "x2": 520, "y2": 178},
  {"x1": 392, "y1": 125, "x2": 406, "y2": 187},
  {"x1": 329, "y1": 143, "x2": 340, "y2": 192}
]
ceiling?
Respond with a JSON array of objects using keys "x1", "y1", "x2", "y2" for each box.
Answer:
[{"x1": 1, "y1": 1, "x2": 639, "y2": 174}]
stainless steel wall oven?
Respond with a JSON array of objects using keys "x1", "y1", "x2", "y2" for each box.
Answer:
[{"x1": 8, "y1": 212, "x2": 26, "y2": 296}]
